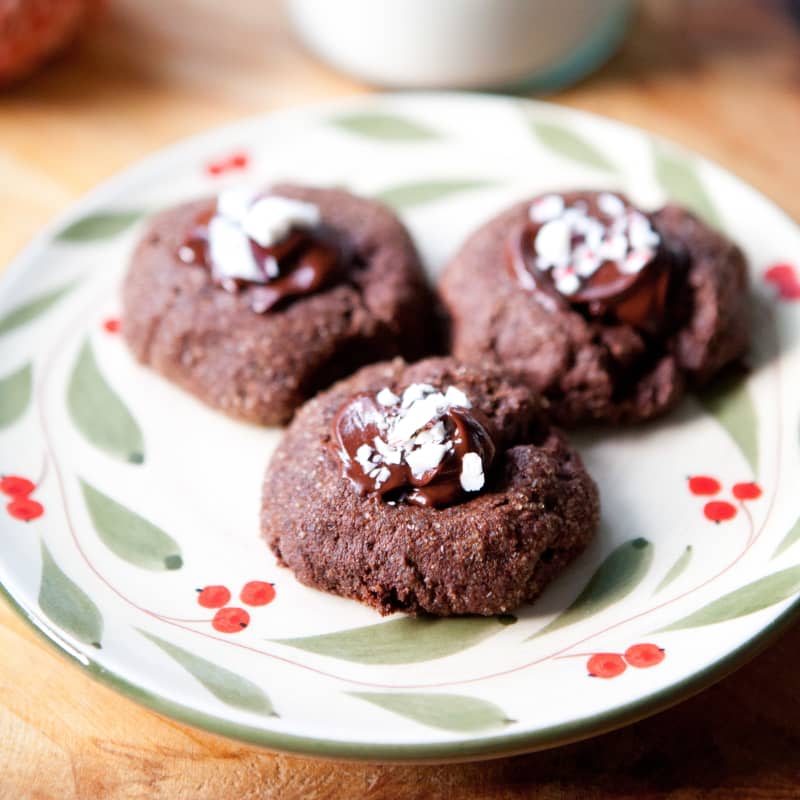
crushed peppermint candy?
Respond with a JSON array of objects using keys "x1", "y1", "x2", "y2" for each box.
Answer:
[
  {"x1": 529, "y1": 193, "x2": 661, "y2": 296},
  {"x1": 334, "y1": 382, "x2": 496, "y2": 506},
  {"x1": 241, "y1": 195, "x2": 320, "y2": 248},
  {"x1": 530, "y1": 194, "x2": 565, "y2": 223},
  {"x1": 459, "y1": 452, "x2": 486, "y2": 492},
  {"x1": 207, "y1": 188, "x2": 321, "y2": 284},
  {"x1": 376, "y1": 387, "x2": 400, "y2": 407},
  {"x1": 341, "y1": 383, "x2": 472, "y2": 488}
]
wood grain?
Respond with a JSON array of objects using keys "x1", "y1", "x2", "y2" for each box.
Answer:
[{"x1": 2, "y1": 1, "x2": 800, "y2": 797}]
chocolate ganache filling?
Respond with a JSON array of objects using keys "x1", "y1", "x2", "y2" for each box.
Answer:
[
  {"x1": 178, "y1": 189, "x2": 344, "y2": 313},
  {"x1": 505, "y1": 192, "x2": 685, "y2": 335},
  {"x1": 332, "y1": 383, "x2": 496, "y2": 508}
]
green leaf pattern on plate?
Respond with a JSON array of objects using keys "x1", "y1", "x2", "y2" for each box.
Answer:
[
  {"x1": 529, "y1": 119, "x2": 616, "y2": 172},
  {"x1": 654, "y1": 147, "x2": 720, "y2": 227},
  {"x1": 528, "y1": 538, "x2": 653, "y2": 639},
  {"x1": 773, "y1": 517, "x2": 800, "y2": 559},
  {"x1": 38, "y1": 541, "x2": 103, "y2": 647},
  {"x1": 140, "y1": 631, "x2": 274, "y2": 715},
  {"x1": 0, "y1": 362, "x2": 32, "y2": 429},
  {"x1": 375, "y1": 180, "x2": 495, "y2": 210},
  {"x1": 0, "y1": 283, "x2": 76, "y2": 337},
  {"x1": 81, "y1": 480, "x2": 183, "y2": 571},
  {"x1": 329, "y1": 112, "x2": 439, "y2": 141},
  {"x1": 67, "y1": 339, "x2": 145, "y2": 464},
  {"x1": 654, "y1": 546, "x2": 693, "y2": 595},
  {"x1": 348, "y1": 692, "x2": 510, "y2": 733},
  {"x1": 658, "y1": 566, "x2": 800, "y2": 632},
  {"x1": 273, "y1": 616, "x2": 505, "y2": 665},
  {"x1": 56, "y1": 211, "x2": 144, "y2": 242},
  {"x1": 698, "y1": 373, "x2": 758, "y2": 475}
]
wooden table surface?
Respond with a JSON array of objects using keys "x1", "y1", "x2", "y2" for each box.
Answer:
[{"x1": 2, "y1": 1, "x2": 800, "y2": 797}]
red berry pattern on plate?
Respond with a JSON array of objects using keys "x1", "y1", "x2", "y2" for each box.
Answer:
[
  {"x1": 197, "y1": 585, "x2": 231, "y2": 609},
  {"x1": 703, "y1": 500, "x2": 737, "y2": 523},
  {"x1": 688, "y1": 475, "x2": 721, "y2": 496},
  {"x1": 7, "y1": 497, "x2": 44, "y2": 522},
  {"x1": 103, "y1": 317, "x2": 121, "y2": 333},
  {"x1": 687, "y1": 475, "x2": 762, "y2": 524},
  {"x1": 624, "y1": 643, "x2": 665, "y2": 668},
  {"x1": 2, "y1": 474, "x2": 44, "y2": 521},
  {"x1": 240, "y1": 580, "x2": 276, "y2": 607},
  {"x1": 0, "y1": 475, "x2": 35, "y2": 497},
  {"x1": 732, "y1": 481, "x2": 762, "y2": 501},
  {"x1": 205, "y1": 151, "x2": 250, "y2": 177},
  {"x1": 587, "y1": 643, "x2": 666, "y2": 678},
  {"x1": 193, "y1": 580, "x2": 276, "y2": 632},
  {"x1": 587, "y1": 653, "x2": 626, "y2": 679},
  {"x1": 764, "y1": 263, "x2": 800, "y2": 301},
  {"x1": 212, "y1": 607, "x2": 250, "y2": 633}
]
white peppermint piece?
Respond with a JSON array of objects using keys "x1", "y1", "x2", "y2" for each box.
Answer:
[
  {"x1": 574, "y1": 249, "x2": 602, "y2": 278},
  {"x1": 373, "y1": 466, "x2": 391, "y2": 488},
  {"x1": 355, "y1": 443, "x2": 375, "y2": 474},
  {"x1": 376, "y1": 387, "x2": 400, "y2": 407},
  {"x1": 389, "y1": 392, "x2": 447, "y2": 445},
  {"x1": 608, "y1": 216, "x2": 627, "y2": 237},
  {"x1": 553, "y1": 267, "x2": 581, "y2": 296},
  {"x1": 571, "y1": 213, "x2": 594, "y2": 234},
  {"x1": 177, "y1": 245, "x2": 196, "y2": 264},
  {"x1": 535, "y1": 257, "x2": 553, "y2": 272},
  {"x1": 444, "y1": 385, "x2": 471, "y2": 409},
  {"x1": 621, "y1": 249, "x2": 653, "y2": 274},
  {"x1": 207, "y1": 216, "x2": 267, "y2": 283},
  {"x1": 405, "y1": 441, "x2": 449, "y2": 479},
  {"x1": 627, "y1": 211, "x2": 660, "y2": 250},
  {"x1": 414, "y1": 421, "x2": 447, "y2": 446},
  {"x1": 373, "y1": 436, "x2": 402, "y2": 465},
  {"x1": 602, "y1": 232, "x2": 629, "y2": 262},
  {"x1": 598, "y1": 192, "x2": 626, "y2": 218},
  {"x1": 582, "y1": 220, "x2": 605, "y2": 250},
  {"x1": 401, "y1": 383, "x2": 435, "y2": 408},
  {"x1": 217, "y1": 186, "x2": 259, "y2": 224},
  {"x1": 529, "y1": 194, "x2": 565, "y2": 223},
  {"x1": 241, "y1": 196, "x2": 321, "y2": 249},
  {"x1": 264, "y1": 257, "x2": 280, "y2": 279},
  {"x1": 460, "y1": 452, "x2": 485, "y2": 492},
  {"x1": 561, "y1": 206, "x2": 587, "y2": 226},
  {"x1": 355, "y1": 400, "x2": 388, "y2": 433},
  {"x1": 534, "y1": 219, "x2": 571, "y2": 269}
]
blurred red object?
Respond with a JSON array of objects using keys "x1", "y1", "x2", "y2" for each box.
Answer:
[{"x1": 0, "y1": 0, "x2": 103, "y2": 86}]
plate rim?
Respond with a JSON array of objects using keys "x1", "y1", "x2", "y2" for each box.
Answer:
[
  {"x1": 2, "y1": 91, "x2": 799, "y2": 762},
  {"x1": 5, "y1": 577, "x2": 799, "y2": 763}
]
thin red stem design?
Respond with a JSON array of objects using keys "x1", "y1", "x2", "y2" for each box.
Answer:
[
  {"x1": 553, "y1": 652, "x2": 607, "y2": 660},
  {"x1": 34, "y1": 452, "x2": 48, "y2": 490},
  {"x1": 32, "y1": 284, "x2": 785, "y2": 691}
]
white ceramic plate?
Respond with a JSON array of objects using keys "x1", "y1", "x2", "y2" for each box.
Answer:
[{"x1": 2, "y1": 94, "x2": 799, "y2": 762}]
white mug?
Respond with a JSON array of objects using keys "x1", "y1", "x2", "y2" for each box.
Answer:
[{"x1": 286, "y1": 0, "x2": 632, "y2": 91}]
